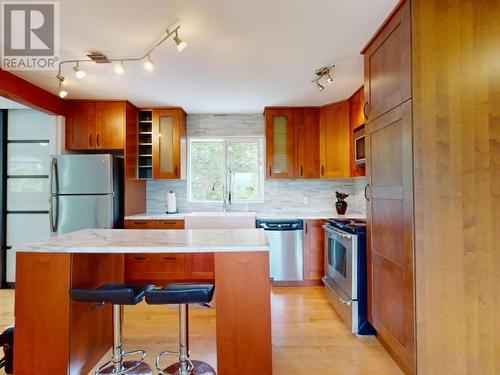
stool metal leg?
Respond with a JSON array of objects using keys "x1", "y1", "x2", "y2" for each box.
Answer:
[
  {"x1": 96, "y1": 305, "x2": 153, "y2": 375},
  {"x1": 156, "y1": 304, "x2": 216, "y2": 375}
]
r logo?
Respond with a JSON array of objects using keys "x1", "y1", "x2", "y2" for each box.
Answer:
[{"x1": 3, "y1": 3, "x2": 55, "y2": 56}]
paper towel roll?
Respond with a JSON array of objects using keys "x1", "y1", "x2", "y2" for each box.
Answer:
[{"x1": 166, "y1": 191, "x2": 177, "y2": 213}]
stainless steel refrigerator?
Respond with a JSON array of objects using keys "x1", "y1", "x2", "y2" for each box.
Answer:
[{"x1": 49, "y1": 154, "x2": 123, "y2": 236}]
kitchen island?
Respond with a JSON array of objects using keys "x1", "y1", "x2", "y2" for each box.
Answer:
[{"x1": 12, "y1": 228, "x2": 272, "y2": 375}]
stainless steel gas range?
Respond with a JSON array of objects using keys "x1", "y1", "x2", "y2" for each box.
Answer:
[{"x1": 322, "y1": 218, "x2": 375, "y2": 335}]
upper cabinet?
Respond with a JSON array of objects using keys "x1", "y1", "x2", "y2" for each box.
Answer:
[
  {"x1": 152, "y1": 108, "x2": 186, "y2": 180},
  {"x1": 65, "y1": 101, "x2": 96, "y2": 150},
  {"x1": 265, "y1": 108, "x2": 296, "y2": 179},
  {"x1": 319, "y1": 101, "x2": 350, "y2": 179},
  {"x1": 65, "y1": 100, "x2": 135, "y2": 151},
  {"x1": 295, "y1": 108, "x2": 320, "y2": 179},
  {"x1": 349, "y1": 87, "x2": 366, "y2": 177},
  {"x1": 362, "y1": 0, "x2": 411, "y2": 123}
]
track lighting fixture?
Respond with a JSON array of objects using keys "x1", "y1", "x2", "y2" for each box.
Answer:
[
  {"x1": 73, "y1": 62, "x2": 86, "y2": 79},
  {"x1": 55, "y1": 24, "x2": 187, "y2": 98},
  {"x1": 311, "y1": 65, "x2": 335, "y2": 91},
  {"x1": 173, "y1": 31, "x2": 188, "y2": 52},
  {"x1": 58, "y1": 81, "x2": 68, "y2": 98},
  {"x1": 143, "y1": 54, "x2": 154, "y2": 72},
  {"x1": 114, "y1": 61, "x2": 125, "y2": 75}
]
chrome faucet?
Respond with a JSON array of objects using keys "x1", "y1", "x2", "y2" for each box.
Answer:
[
  {"x1": 211, "y1": 169, "x2": 233, "y2": 212},
  {"x1": 211, "y1": 180, "x2": 230, "y2": 212}
]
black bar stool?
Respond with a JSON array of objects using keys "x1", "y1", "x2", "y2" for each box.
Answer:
[
  {"x1": 70, "y1": 284, "x2": 155, "y2": 375},
  {"x1": 145, "y1": 284, "x2": 216, "y2": 375}
]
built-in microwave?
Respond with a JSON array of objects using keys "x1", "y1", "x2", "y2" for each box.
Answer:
[{"x1": 354, "y1": 127, "x2": 365, "y2": 165}]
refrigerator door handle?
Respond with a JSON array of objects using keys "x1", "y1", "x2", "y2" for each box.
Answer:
[
  {"x1": 50, "y1": 157, "x2": 59, "y2": 196},
  {"x1": 49, "y1": 195, "x2": 59, "y2": 233}
]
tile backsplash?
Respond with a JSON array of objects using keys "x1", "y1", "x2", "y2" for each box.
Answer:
[
  {"x1": 147, "y1": 178, "x2": 367, "y2": 215},
  {"x1": 145, "y1": 114, "x2": 367, "y2": 216}
]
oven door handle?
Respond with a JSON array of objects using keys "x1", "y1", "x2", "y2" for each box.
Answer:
[
  {"x1": 322, "y1": 277, "x2": 353, "y2": 306},
  {"x1": 322, "y1": 225, "x2": 352, "y2": 239}
]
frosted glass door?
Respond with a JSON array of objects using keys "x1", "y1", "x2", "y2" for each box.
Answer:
[
  {"x1": 272, "y1": 116, "x2": 288, "y2": 173},
  {"x1": 159, "y1": 115, "x2": 174, "y2": 174}
]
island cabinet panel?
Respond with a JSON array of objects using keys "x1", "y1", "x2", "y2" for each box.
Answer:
[
  {"x1": 265, "y1": 108, "x2": 296, "y2": 179},
  {"x1": 189, "y1": 253, "x2": 216, "y2": 280},
  {"x1": 362, "y1": 0, "x2": 411, "y2": 123},
  {"x1": 295, "y1": 108, "x2": 320, "y2": 179},
  {"x1": 14, "y1": 252, "x2": 123, "y2": 375},
  {"x1": 125, "y1": 253, "x2": 188, "y2": 282},
  {"x1": 215, "y1": 252, "x2": 272, "y2": 375},
  {"x1": 319, "y1": 101, "x2": 350, "y2": 179}
]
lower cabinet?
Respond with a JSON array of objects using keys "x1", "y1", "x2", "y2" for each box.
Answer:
[
  {"x1": 123, "y1": 219, "x2": 214, "y2": 283},
  {"x1": 303, "y1": 220, "x2": 325, "y2": 281}
]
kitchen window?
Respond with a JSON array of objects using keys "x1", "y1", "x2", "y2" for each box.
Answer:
[{"x1": 188, "y1": 137, "x2": 263, "y2": 203}]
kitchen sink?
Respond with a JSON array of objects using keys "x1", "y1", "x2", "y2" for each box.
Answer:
[{"x1": 185, "y1": 211, "x2": 256, "y2": 229}]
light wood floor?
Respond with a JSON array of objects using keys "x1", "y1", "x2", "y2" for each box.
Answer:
[{"x1": 0, "y1": 287, "x2": 402, "y2": 375}]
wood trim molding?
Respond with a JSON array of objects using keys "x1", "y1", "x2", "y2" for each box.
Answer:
[{"x1": 0, "y1": 69, "x2": 64, "y2": 115}]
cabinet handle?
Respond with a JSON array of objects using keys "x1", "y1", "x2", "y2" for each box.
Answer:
[
  {"x1": 300, "y1": 165, "x2": 303, "y2": 177},
  {"x1": 89, "y1": 134, "x2": 93, "y2": 147},
  {"x1": 175, "y1": 166, "x2": 178, "y2": 177},
  {"x1": 134, "y1": 256, "x2": 147, "y2": 260},
  {"x1": 363, "y1": 102, "x2": 369, "y2": 120},
  {"x1": 321, "y1": 165, "x2": 325, "y2": 176},
  {"x1": 269, "y1": 166, "x2": 272, "y2": 177},
  {"x1": 305, "y1": 222, "x2": 308, "y2": 234},
  {"x1": 96, "y1": 134, "x2": 100, "y2": 146},
  {"x1": 161, "y1": 221, "x2": 176, "y2": 225},
  {"x1": 164, "y1": 256, "x2": 177, "y2": 261},
  {"x1": 133, "y1": 221, "x2": 147, "y2": 225},
  {"x1": 364, "y1": 184, "x2": 370, "y2": 201}
]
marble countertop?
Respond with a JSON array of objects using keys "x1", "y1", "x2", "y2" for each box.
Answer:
[
  {"x1": 13, "y1": 228, "x2": 270, "y2": 254},
  {"x1": 125, "y1": 211, "x2": 365, "y2": 221}
]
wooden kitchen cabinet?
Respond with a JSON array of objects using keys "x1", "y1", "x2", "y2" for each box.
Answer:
[
  {"x1": 303, "y1": 220, "x2": 324, "y2": 281},
  {"x1": 152, "y1": 108, "x2": 186, "y2": 179},
  {"x1": 265, "y1": 108, "x2": 296, "y2": 179},
  {"x1": 65, "y1": 101, "x2": 96, "y2": 150},
  {"x1": 125, "y1": 253, "x2": 188, "y2": 282},
  {"x1": 124, "y1": 220, "x2": 156, "y2": 229},
  {"x1": 362, "y1": 0, "x2": 411, "y2": 123},
  {"x1": 319, "y1": 101, "x2": 350, "y2": 179},
  {"x1": 123, "y1": 219, "x2": 214, "y2": 283},
  {"x1": 349, "y1": 87, "x2": 366, "y2": 177},
  {"x1": 363, "y1": 2, "x2": 415, "y2": 373},
  {"x1": 95, "y1": 101, "x2": 125, "y2": 149},
  {"x1": 65, "y1": 100, "x2": 135, "y2": 151},
  {"x1": 295, "y1": 108, "x2": 320, "y2": 179}
]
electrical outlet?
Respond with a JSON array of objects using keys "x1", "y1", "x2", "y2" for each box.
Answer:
[{"x1": 303, "y1": 196, "x2": 309, "y2": 205}]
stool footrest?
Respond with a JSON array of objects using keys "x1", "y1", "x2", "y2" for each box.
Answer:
[{"x1": 96, "y1": 350, "x2": 148, "y2": 375}]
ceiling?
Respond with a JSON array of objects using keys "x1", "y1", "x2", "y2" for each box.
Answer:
[{"x1": 11, "y1": 0, "x2": 398, "y2": 114}]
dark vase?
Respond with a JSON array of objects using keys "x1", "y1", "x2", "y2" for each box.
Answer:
[{"x1": 336, "y1": 201, "x2": 347, "y2": 215}]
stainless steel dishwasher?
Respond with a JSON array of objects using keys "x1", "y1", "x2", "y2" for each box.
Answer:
[{"x1": 256, "y1": 219, "x2": 304, "y2": 282}]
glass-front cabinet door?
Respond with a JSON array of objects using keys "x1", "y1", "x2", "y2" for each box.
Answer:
[
  {"x1": 265, "y1": 108, "x2": 295, "y2": 179},
  {"x1": 152, "y1": 109, "x2": 186, "y2": 179}
]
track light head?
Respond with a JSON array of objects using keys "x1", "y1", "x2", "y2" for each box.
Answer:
[
  {"x1": 173, "y1": 31, "x2": 187, "y2": 52},
  {"x1": 114, "y1": 61, "x2": 125, "y2": 75},
  {"x1": 58, "y1": 81, "x2": 68, "y2": 98},
  {"x1": 317, "y1": 82, "x2": 325, "y2": 91},
  {"x1": 73, "y1": 62, "x2": 86, "y2": 79},
  {"x1": 143, "y1": 54, "x2": 155, "y2": 72},
  {"x1": 326, "y1": 73, "x2": 333, "y2": 83}
]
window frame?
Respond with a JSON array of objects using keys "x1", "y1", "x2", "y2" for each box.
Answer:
[{"x1": 188, "y1": 136, "x2": 264, "y2": 204}]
